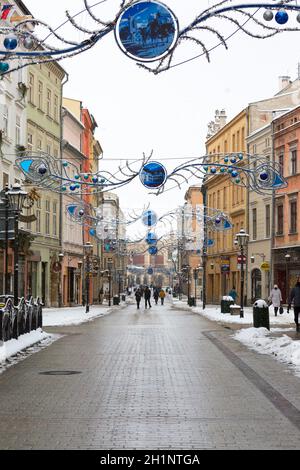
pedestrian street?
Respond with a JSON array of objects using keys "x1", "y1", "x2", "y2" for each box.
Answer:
[{"x1": 0, "y1": 299, "x2": 299, "y2": 450}]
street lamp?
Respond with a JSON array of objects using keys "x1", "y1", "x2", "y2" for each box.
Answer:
[
  {"x1": 235, "y1": 228, "x2": 249, "y2": 319},
  {"x1": 83, "y1": 242, "x2": 93, "y2": 313},
  {"x1": 58, "y1": 252, "x2": 64, "y2": 308},
  {"x1": 285, "y1": 253, "x2": 291, "y2": 303},
  {"x1": 107, "y1": 262, "x2": 113, "y2": 307},
  {"x1": 193, "y1": 266, "x2": 202, "y2": 306},
  {"x1": 182, "y1": 264, "x2": 191, "y2": 305},
  {"x1": 6, "y1": 184, "x2": 27, "y2": 307}
]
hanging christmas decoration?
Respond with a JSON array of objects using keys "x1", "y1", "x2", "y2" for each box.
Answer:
[{"x1": 1, "y1": 1, "x2": 300, "y2": 76}]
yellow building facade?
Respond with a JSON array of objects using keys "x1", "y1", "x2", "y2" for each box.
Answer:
[{"x1": 205, "y1": 110, "x2": 247, "y2": 303}]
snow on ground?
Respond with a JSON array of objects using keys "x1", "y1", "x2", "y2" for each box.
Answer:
[
  {"x1": 172, "y1": 298, "x2": 300, "y2": 377},
  {"x1": 0, "y1": 329, "x2": 60, "y2": 372},
  {"x1": 43, "y1": 304, "x2": 115, "y2": 327},
  {"x1": 172, "y1": 299, "x2": 295, "y2": 326},
  {"x1": 233, "y1": 327, "x2": 300, "y2": 377},
  {"x1": 0, "y1": 302, "x2": 121, "y2": 368}
]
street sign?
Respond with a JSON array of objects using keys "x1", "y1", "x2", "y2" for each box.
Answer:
[
  {"x1": 237, "y1": 255, "x2": 246, "y2": 264},
  {"x1": 261, "y1": 261, "x2": 270, "y2": 271}
]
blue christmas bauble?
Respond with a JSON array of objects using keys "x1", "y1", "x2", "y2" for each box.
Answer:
[
  {"x1": 259, "y1": 171, "x2": 269, "y2": 181},
  {"x1": 0, "y1": 62, "x2": 9, "y2": 73},
  {"x1": 275, "y1": 10, "x2": 288, "y2": 25},
  {"x1": 4, "y1": 35, "x2": 18, "y2": 50},
  {"x1": 38, "y1": 164, "x2": 47, "y2": 175}
]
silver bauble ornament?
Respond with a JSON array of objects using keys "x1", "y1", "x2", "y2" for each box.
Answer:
[
  {"x1": 23, "y1": 36, "x2": 35, "y2": 50},
  {"x1": 263, "y1": 10, "x2": 274, "y2": 21}
]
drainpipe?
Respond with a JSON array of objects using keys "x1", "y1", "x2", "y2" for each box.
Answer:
[
  {"x1": 59, "y1": 71, "x2": 69, "y2": 307},
  {"x1": 245, "y1": 106, "x2": 250, "y2": 307},
  {"x1": 270, "y1": 119, "x2": 275, "y2": 290}
]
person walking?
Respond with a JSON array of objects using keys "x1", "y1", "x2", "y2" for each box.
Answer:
[
  {"x1": 288, "y1": 279, "x2": 300, "y2": 332},
  {"x1": 228, "y1": 287, "x2": 238, "y2": 303},
  {"x1": 153, "y1": 288, "x2": 159, "y2": 305},
  {"x1": 135, "y1": 289, "x2": 142, "y2": 310},
  {"x1": 159, "y1": 288, "x2": 166, "y2": 305},
  {"x1": 144, "y1": 286, "x2": 152, "y2": 309},
  {"x1": 268, "y1": 284, "x2": 282, "y2": 316}
]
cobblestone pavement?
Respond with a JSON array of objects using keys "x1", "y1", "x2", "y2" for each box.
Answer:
[{"x1": 0, "y1": 300, "x2": 300, "y2": 450}]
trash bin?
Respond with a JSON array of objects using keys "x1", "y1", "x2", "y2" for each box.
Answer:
[
  {"x1": 121, "y1": 294, "x2": 126, "y2": 302},
  {"x1": 221, "y1": 296, "x2": 234, "y2": 313},
  {"x1": 172, "y1": 293, "x2": 178, "y2": 298},
  {"x1": 188, "y1": 297, "x2": 195, "y2": 307},
  {"x1": 253, "y1": 299, "x2": 270, "y2": 330},
  {"x1": 113, "y1": 296, "x2": 120, "y2": 306}
]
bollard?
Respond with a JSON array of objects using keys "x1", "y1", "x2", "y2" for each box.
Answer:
[{"x1": 253, "y1": 299, "x2": 270, "y2": 330}]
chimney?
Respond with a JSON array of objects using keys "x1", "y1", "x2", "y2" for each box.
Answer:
[
  {"x1": 206, "y1": 109, "x2": 227, "y2": 139},
  {"x1": 218, "y1": 109, "x2": 227, "y2": 128},
  {"x1": 279, "y1": 75, "x2": 291, "y2": 91}
]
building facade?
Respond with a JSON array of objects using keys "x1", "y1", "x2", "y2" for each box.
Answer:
[
  {"x1": 273, "y1": 105, "x2": 300, "y2": 303},
  {"x1": 26, "y1": 61, "x2": 66, "y2": 306}
]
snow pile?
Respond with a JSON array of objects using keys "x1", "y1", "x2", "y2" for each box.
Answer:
[
  {"x1": 253, "y1": 299, "x2": 268, "y2": 308},
  {"x1": 222, "y1": 296, "x2": 234, "y2": 301},
  {"x1": 0, "y1": 328, "x2": 55, "y2": 364},
  {"x1": 43, "y1": 305, "x2": 113, "y2": 327},
  {"x1": 172, "y1": 299, "x2": 295, "y2": 326},
  {"x1": 234, "y1": 327, "x2": 300, "y2": 375}
]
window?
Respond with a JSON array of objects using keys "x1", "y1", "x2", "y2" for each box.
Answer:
[
  {"x1": 252, "y1": 208, "x2": 257, "y2": 240},
  {"x1": 290, "y1": 200, "x2": 297, "y2": 233},
  {"x1": 3, "y1": 105, "x2": 8, "y2": 137},
  {"x1": 38, "y1": 81, "x2": 43, "y2": 110},
  {"x1": 266, "y1": 204, "x2": 270, "y2": 238},
  {"x1": 37, "y1": 138, "x2": 42, "y2": 151},
  {"x1": 223, "y1": 187, "x2": 227, "y2": 209},
  {"x1": 36, "y1": 199, "x2": 41, "y2": 233},
  {"x1": 232, "y1": 134, "x2": 236, "y2": 152},
  {"x1": 46, "y1": 89, "x2": 52, "y2": 116},
  {"x1": 237, "y1": 130, "x2": 240, "y2": 151},
  {"x1": 2, "y1": 172, "x2": 9, "y2": 189},
  {"x1": 45, "y1": 200, "x2": 50, "y2": 235},
  {"x1": 29, "y1": 73, "x2": 34, "y2": 103},
  {"x1": 277, "y1": 204, "x2": 284, "y2": 235},
  {"x1": 54, "y1": 95, "x2": 59, "y2": 121},
  {"x1": 16, "y1": 115, "x2": 21, "y2": 145},
  {"x1": 241, "y1": 127, "x2": 245, "y2": 150},
  {"x1": 46, "y1": 143, "x2": 51, "y2": 155},
  {"x1": 279, "y1": 154, "x2": 284, "y2": 176},
  {"x1": 53, "y1": 201, "x2": 57, "y2": 236},
  {"x1": 291, "y1": 149, "x2": 297, "y2": 175},
  {"x1": 27, "y1": 133, "x2": 33, "y2": 151}
]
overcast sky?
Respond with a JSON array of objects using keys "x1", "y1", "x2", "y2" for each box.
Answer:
[{"x1": 24, "y1": 0, "x2": 300, "y2": 235}]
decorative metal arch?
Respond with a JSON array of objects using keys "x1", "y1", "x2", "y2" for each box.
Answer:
[{"x1": 0, "y1": 2, "x2": 300, "y2": 75}]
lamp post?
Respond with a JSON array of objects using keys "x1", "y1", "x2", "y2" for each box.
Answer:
[
  {"x1": 285, "y1": 253, "x2": 291, "y2": 303},
  {"x1": 83, "y1": 242, "x2": 93, "y2": 313},
  {"x1": 193, "y1": 266, "x2": 202, "y2": 307},
  {"x1": 6, "y1": 184, "x2": 27, "y2": 306},
  {"x1": 58, "y1": 252, "x2": 64, "y2": 307},
  {"x1": 106, "y1": 260, "x2": 113, "y2": 307},
  {"x1": 235, "y1": 228, "x2": 249, "y2": 319},
  {"x1": 182, "y1": 264, "x2": 191, "y2": 305}
]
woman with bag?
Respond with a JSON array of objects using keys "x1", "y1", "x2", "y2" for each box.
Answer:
[{"x1": 268, "y1": 285, "x2": 283, "y2": 316}]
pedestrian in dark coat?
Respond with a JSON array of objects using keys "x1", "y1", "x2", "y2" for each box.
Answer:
[
  {"x1": 153, "y1": 288, "x2": 159, "y2": 305},
  {"x1": 135, "y1": 289, "x2": 142, "y2": 309},
  {"x1": 288, "y1": 280, "x2": 300, "y2": 332},
  {"x1": 144, "y1": 286, "x2": 152, "y2": 309}
]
